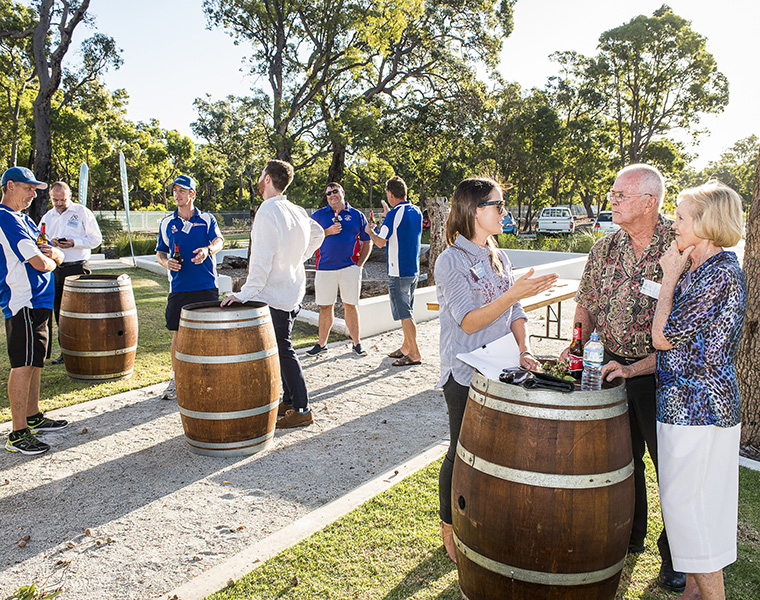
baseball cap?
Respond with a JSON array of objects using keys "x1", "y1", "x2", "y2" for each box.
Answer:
[
  {"x1": 1, "y1": 167, "x2": 48, "y2": 189},
  {"x1": 172, "y1": 175, "x2": 196, "y2": 191}
]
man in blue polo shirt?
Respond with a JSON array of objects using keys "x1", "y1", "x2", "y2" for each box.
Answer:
[
  {"x1": 365, "y1": 175, "x2": 423, "y2": 366},
  {"x1": 156, "y1": 175, "x2": 224, "y2": 400},
  {"x1": 1, "y1": 167, "x2": 68, "y2": 455},
  {"x1": 306, "y1": 182, "x2": 372, "y2": 357}
]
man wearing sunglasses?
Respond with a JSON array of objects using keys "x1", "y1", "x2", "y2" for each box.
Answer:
[
  {"x1": 561, "y1": 163, "x2": 684, "y2": 592},
  {"x1": 365, "y1": 176, "x2": 423, "y2": 366},
  {"x1": 306, "y1": 182, "x2": 372, "y2": 357}
]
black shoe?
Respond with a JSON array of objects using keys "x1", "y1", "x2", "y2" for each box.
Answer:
[
  {"x1": 27, "y1": 413, "x2": 68, "y2": 432},
  {"x1": 305, "y1": 343, "x2": 327, "y2": 356},
  {"x1": 657, "y1": 561, "x2": 686, "y2": 592},
  {"x1": 628, "y1": 541, "x2": 646, "y2": 554},
  {"x1": 51, "y1": 355, "x2": 64, "y2": 365},
  {"x1": 352, "y1": 343, "x2": 367, "y2": 356},
  {"x1": 5, "y1": 430, "x2": 50, "y2": 455}
]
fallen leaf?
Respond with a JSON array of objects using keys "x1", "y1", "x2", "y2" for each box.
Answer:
[
  {"x1": 18, "y1": 541, "x2": 26, "y2": 548},
  {"x1": 85, "y1": 528, "x2": 92, "y2": 536},
  {"x1": 81, "y1": 427, "x2": 88, "y2": 434},
  {"x1": 291, "y1": 576, "x2": 299, "y2": 586},
  {"x1": 67, "y1": 541, "x2": 75, "y2": 548},
  {"x1": 21, "y1": 535, "x2": 30, "y2": 541}
]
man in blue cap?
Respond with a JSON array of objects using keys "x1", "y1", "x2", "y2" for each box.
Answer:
[
  {"x1": 1, "y1": 167, "x2": 68, "y2": 455},
  {"x1": 156, "y1": 175, "x2": 224, "y2": 400}
]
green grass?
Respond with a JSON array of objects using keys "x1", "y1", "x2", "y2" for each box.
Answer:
[
  {"x1": 0, "y1": 268, "x2": 343, "y2": 423},
  {"x1": 496, "y1": 230, "x2": 602, "y2": 253},
  {"x1": 203, "y1": 456, "x2": 760, "y2": 600}
]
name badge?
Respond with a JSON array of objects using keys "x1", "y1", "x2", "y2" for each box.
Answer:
[
  {"x1": 181, "y1": 221, "x2": 193, "y2": 234},
  {"x1": 469, "y1": 262, "x2": 487, "y2": 281},
  {"x1": 641, "y1": 279, "x2": 661, "y2": 299}
]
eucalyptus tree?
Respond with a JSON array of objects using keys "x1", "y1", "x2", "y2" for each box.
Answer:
[
  {"x1": 0, "y1": 0, "x2": 122, "y2": 221},
  {"x1": 0, "y1": 0, "x2": 36, "y2": 167},
  {"x1": 588, "y1": 5, "x2": 728, "y2": 168},
  {"x1": 698, "y1": 135, "x2": 759, "y2": 208}
]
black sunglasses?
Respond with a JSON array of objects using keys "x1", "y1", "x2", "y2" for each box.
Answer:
[
  {"x1": 326, "y1": 189, "x2": 340, "y2": 196},
  {"x1": 478, "y1": 200, "x2": 505, "y2": 210}
]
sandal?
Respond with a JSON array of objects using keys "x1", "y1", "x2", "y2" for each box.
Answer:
[
  {"x1": 440, "y1": 521, "x2": 457, "y2": 563},
  {"x1": 392, "y1": 355, "x2": 421, "y2": 366},
  {"x1": 387, "y1": 348, "x2": 405, "y2": 358}
]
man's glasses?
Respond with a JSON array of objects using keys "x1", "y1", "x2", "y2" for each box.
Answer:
[
  {"x1": 326, "y1": 189, "x2": 340, "y2": 196},
  {"x1": 478, "y1": 200, "x2": 505, "y2": 211},
  {"x1": 606, "y1": 191, "x2": 654, "y2": 203}
]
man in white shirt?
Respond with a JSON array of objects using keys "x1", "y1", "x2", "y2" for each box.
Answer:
[
  {"x1": 222, "y1": 160, "x2": 324, "y2": 428},
  {"x1": 43, "y1": 181, "x2": 103, "y2": 364}
]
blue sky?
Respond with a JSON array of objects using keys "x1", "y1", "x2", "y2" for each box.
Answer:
[{"x1": 78, "y1": 0, "x2": 757, "y2": 170}]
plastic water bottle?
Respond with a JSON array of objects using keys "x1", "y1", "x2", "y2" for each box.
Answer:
[{"x1": 581, "y1": 332, "x2": 604, "y2": 391}]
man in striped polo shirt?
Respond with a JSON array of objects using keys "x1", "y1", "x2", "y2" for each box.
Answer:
[{"x1": 365, "y1": 176, "x2": 423, "y2": 366}]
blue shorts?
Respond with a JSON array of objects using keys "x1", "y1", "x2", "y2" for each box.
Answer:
[{"x1": 388, "y1": 276, "x2": 417, "y2": 321}]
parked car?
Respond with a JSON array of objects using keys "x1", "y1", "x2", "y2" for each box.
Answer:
[
  {"x1": 594, "y1": 211, "x2": 620, "y2": 234},
  {"x1": 501, "y1": 212, "x2": 518, "y2": 234},
  {"x1": 535, "y1": 207, "x2": 575, "y2": 234}
]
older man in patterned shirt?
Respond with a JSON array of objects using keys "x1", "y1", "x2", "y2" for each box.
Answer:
[{"x1": 562, "y1": 163, "x2": 685, "y2": 592}]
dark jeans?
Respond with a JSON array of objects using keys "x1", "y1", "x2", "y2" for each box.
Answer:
[
  {"x1": 608, "y1": 350, "x2": 673, "y2": 564},
  {"x1": 47, "y1": 260, "x2": 90, "y2": 358},
  {"x1": 438, "y1": 374, "x2": 469, "y2": 525},
  {"x1": 270, "y1": 306, "x2": 309, "y2": 412}
]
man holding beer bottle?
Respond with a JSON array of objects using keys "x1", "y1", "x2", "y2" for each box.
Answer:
[
  {"x1": 1, "y1": 167, "x2": 67, "y2": 455},
  {"x1": 156, "y1": 175, "x2": 224, "y2": 400},
  {"x1": 306, "y1": 182, "x2": 372, "y2": 357}
]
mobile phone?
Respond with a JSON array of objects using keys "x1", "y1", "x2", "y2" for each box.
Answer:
[{"x1": 58, "y1": 238, "x2": 67, "y2": 242}]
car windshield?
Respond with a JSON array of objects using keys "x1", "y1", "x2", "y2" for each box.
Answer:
[{"x1": 597, "y1": 213, "x2": 612, "y2": 222}]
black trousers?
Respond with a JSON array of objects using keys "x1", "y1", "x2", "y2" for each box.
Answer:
[
  {"x1": 608, "y1": 350, "x2": 673, "y2": 564},
  {"x1": 47, "y1": 261, "x2": 90, "y2": 358},
  {"x1": 438, "y1": 374, "x2": 469, "y2": 525},
  {"x1": 270, "y1": 306, "x2": 310, "y2": 411}
]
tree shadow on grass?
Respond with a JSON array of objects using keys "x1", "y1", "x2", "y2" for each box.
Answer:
[{"x1": 382, "y1": 548, "x2": 458, "y2": 600}]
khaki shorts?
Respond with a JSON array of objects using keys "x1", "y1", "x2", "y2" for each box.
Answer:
[{"x1": 314, "y1": 265, "x2": 362, "y2": 306}]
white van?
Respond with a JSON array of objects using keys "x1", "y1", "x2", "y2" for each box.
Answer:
[{"x1": 535, "y1": 207, "x2": 575, "y2": 234}]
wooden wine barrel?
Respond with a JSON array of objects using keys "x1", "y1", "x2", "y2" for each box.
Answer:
[
  {"x1": 175, "y1": 301, "x2": 281, "y2": 457},
  {"x1": 59, "y1": 274, "x2": 138, "y2": 381},
  {"x1": 452, "y1": 371, "x2": 633, "y2": 600}
]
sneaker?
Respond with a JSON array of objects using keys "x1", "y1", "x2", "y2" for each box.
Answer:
[
  {"x1": 27, "y1": 413, "x2": 68, "y2": 432},
  {"x1": 277, "y1": 402, "x2": 292, "y2": 417},
  {"x1": 305, "y1": 343, "x2": 327, "y2": 357},
  {"x1": 275, "y1": 409, "x2": 314, "y2": 429},
  {"x1": 51, "y1": 355, "x2": 65, "y2": 365},
  {"x1": 162, "y1": 379, "x2": 176, "y2": 400},
  {"x1": 352, "y1": 343, "x2": 367, "y2": 357},
  {"x1": 5, "y1": 430, "x2": 50, "y2": 455}
]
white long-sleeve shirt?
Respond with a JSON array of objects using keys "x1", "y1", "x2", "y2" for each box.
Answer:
[
  {"x1": 235, "y1": 195, "x2": 324, "y2": 312},
  {"x1": 42, "y1": 202, "x2": 103, "y2": 263}
]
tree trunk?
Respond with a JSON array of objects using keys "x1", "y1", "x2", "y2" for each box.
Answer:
[
  {"x1": 426, "y1": 196, "x2": 449, "y2": 287},
  {"x1": 737, "y1": 150, "x2": 760, "y2": 448},
  {"x1": 327, "y1": 145, "x2": 345, "y2": 183}
]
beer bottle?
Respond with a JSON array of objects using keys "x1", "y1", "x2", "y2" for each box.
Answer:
[
  {"x1": 568, "y1": 321, "x2": 584, "y2": 378},
  {"x1": 333, "y1": 212, "x2": 340, "y2": 225},
  {"x1": 173, "y1": 243, "x2": 182, "y2": 267},
  {"x1": 37, "y1": 223, "x2": 49, "y2": 246},
  {"x1": 369, "y1": 211, "x2": 376, "y2": 225}
]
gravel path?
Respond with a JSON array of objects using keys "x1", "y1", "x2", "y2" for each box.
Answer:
[{"x1": 0, "y1": 303, "x2": 573, "y2": 599}]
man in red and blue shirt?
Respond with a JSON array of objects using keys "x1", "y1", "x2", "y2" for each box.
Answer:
[
  {"x1": 156, "y1": 175, "x2": 224, "y2": 399},
  {"x1": 306, "y1": 182, "x2": 372, "y2": 357}
]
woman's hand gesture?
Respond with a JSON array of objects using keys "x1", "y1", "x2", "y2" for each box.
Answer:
[
  {"x1": 508, "y1": 268, "x2": 559, "y2": 301},
  {"x1": 659, "y1": 241, "x2": 693, "y2": 281}
]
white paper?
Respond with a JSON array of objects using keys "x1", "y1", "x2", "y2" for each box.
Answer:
[{"x1": 456, "y1": 333, "x2": 521, "y2": 381}]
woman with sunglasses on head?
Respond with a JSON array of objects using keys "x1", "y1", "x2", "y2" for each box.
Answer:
[
  {"x1": 434, "y1": 177, "x2": 558, "y2": 562},
  {"x1": 652, "y1": 180, "x2": 746, "y2": 600}
]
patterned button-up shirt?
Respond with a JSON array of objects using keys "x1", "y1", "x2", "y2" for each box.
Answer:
[
  {"x1": 656, "y1": 252, "x2": 746, "y2": 427},
  {"x1": 576, "y1": 215, "x2": 674, "y2": 358}
]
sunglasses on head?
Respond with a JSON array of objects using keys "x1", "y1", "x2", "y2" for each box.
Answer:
[{"x1": 326, "y1": 189, "x2": 340, "y2": 196}]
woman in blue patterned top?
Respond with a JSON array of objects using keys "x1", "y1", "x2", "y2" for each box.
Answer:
[
  {"x1": 652, "y1": 180, "x2": 746, "y2": 600},
  {"x1": 434, "y1": 177, "x2": 558, "y2": 562}
]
